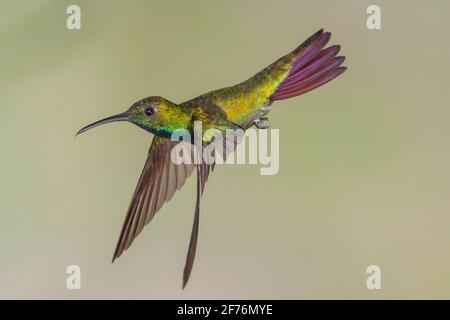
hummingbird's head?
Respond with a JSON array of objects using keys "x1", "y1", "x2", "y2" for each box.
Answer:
[{"x1": 77, "y1": 96, "x2": 190, "y2": 138}]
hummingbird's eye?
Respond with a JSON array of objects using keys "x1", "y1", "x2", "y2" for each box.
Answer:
[{"x1": 145, "y1": 107, "x2": 155, "y2": 116}]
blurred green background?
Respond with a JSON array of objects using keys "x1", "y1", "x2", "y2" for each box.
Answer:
[{"x1": 0, "y1": 0, "x2": 449, "y2": 299}]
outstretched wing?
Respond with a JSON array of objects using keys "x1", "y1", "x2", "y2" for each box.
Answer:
[{"x1": 112, "y1": 136, "x2": 212, "y2": 262}]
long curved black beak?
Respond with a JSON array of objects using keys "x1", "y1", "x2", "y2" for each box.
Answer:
[{"x1": 76, "y1": 113, "x2": 130, "y2": 136}]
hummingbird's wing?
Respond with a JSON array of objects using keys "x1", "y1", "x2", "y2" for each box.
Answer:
[
  {"x1": 112, "y1": 136, "x2": 212, "y2": 262},
  {"x1": 182, "y1": 161, "x2": 208, "y2": 289}
]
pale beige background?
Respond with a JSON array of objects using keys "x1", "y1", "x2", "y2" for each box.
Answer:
[{"x1": 0, "y1": 0, "x2": 449, "y2": 299}]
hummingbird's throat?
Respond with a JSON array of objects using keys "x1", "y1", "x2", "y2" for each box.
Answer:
[{"x1": 135, "y1": 122, "x2": 175, "y2": 138}]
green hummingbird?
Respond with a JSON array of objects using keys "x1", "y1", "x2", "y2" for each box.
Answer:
[{"x1": 77, "y1": 29, "x2": 346, "y2": 288}]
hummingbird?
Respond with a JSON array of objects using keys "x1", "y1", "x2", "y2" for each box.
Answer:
[{"x1": 77, "y1": 29, "x2": 346, "y2": 288}]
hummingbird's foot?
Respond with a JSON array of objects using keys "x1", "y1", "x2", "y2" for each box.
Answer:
[{"x1": 254, "y1": 117, "x2": 270, "y2": 129}]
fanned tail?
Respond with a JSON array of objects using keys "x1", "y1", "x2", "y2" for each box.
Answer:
[{"x1": 271, "y1": 29, "x2": 346, "y2": 101}]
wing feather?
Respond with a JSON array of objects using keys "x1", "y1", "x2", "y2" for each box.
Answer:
[{"x1": 112, "y1": 137, "x2": 206, "y2": 262}]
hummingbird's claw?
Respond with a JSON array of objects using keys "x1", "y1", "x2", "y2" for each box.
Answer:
[{"x1": 254, "y1": 116, "x2": 270, "y2": 129}]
